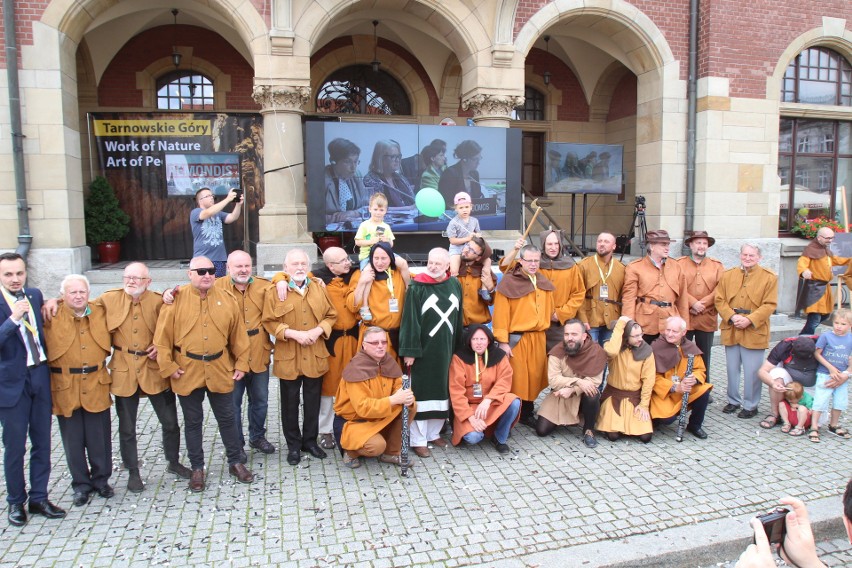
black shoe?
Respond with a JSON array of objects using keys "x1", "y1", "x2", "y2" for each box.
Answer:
[
  {"x1": 583, "y1": 430, "x2": 598, "y2": 448},
  {"x1": 721, "y1": 403, "x2": 741, "y2": 414},
  {"x1": 167, "y1": 462, "x2": 192, "y2": 479},
  {"x1": 96, "y1": 484, "x2": 115, "y2": 499},
  {"x1": 28, "y1": 500, "x2": 66, "y2": 519},
  {"x1": 738, "y1": 408, "x2": 758, "y2": 419},
  {"x1": 72, "y1": 491, "x2": 92, "y2": 507},
  {"x1": 287, "y1": 449, "x2": 301, "y2": 465},
  {"x1": 249, "y1": 437, "x2": 276, "y2": 454},
  {"x1": 127, "y1": 469, "x2": 144, "y2": 493},
  {"x1": 302, "y1": 442, "x2": 327, "y2": 459},
  {"x1": 519, "y1": 414, "x2": 538, "y2": 429},
  {"x1": 687, "y1": 427, "x2": 708, "y2": 440},
  {"x1": 491, "y1": 437, "x2": 510, "y2": 454},
  {"x1": 8, "y1": 503, "x2": 27, "y2": 526}
]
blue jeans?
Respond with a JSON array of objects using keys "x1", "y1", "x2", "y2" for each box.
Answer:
[
  {"x1": 588, "y1": 325, "x2": 613, "y2": 347},
  {"x1": 801, "y1": 312, "x2": 829, "y2": 335},
  {"x1": 462, "y1": 398, "x2": 521, "y2": 445},
  {"x1": 232, "y1": 368, "x2": 270, "y2": 445}
]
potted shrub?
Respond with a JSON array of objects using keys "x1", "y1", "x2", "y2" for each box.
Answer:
[
  {"x1": 313, "y1": 231, "x2": 343, "y2": 253},
  {"x1": 84, "y1": 176, "x2": 131, "y2": 263}
]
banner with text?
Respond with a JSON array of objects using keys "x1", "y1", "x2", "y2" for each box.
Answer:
[{"x1": 90, "y1": 112, "x2": 263, "y2": 261}]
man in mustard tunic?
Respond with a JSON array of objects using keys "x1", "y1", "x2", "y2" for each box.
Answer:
[
  {"x1": 577, "y1": 232, "x2": 625, "y2": 346},
  {"x1": 216, "y1": 250, "x2": 275, "y2": 459},
  {"x1": 154, "y1": 256, "x2": 253, "y2": 492},
  {"x1": 334, "y1": 327, "x2": 415, "y2": 469},
  {"x1": 493, "y1": 245, "x2": 555, "y2": 427},
  {"x1": 650, "y1": 316, "x2": 711, "y2": 439},
  {"x1": 715, "y1": 243, "x2": 778, "y2": 419},
  {"x1": 45, "y1": 275, "x2": 113, "y2": 507},
  {"x1": 97, "y1": 262, "x2": 190, "y2": 492},
  {"x1": 262, "y1": 248, "x2": 337, "y2": 466},
  {"x1": 798, "y1": 228, "x2": 850, "y2": 334},
  {"x1": 538, "y1": 229, "x2": 585, "y2": 352}
]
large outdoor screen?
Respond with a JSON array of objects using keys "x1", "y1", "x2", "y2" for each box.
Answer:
[
  {"x1": 543, "y1": 142, "x2": 623, "y2": 195},
  {"x1": 306, "y1": 122, "x2": 522, "y2": 232}
]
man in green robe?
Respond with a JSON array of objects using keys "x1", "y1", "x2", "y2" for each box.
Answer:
[{"x1": 399, "y1": 248, "x2": 463, "y2": 458}]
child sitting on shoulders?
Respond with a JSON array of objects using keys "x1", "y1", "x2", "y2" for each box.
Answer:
[
  {"x1": 354, "y1": 192, "x2": 410, "y2": 320},
  {"x1": 811, "y1": 308, "x2": 852, "y2": 442},
  {"x1": 447, "y1": 192, "x2": 492, "y2": 299},
  {"x1": 779, "y1": 381, "x2": 812, "y2": 437}
]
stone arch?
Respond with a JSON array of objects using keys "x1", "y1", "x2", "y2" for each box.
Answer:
[
  {"x1": 588, "y1": 61, "x2": 633, "y2": 122},
  {"x1": 767, "y1": 23, "x2": 852, "y2": 102},
  {"x1": 310, "y1": 36, "x2": 439, "y2": 116},
  {"x1": 513, "y1": 0, "x2": 675, "y2": 77},
  {"x1": 294, "y1": 0, "x2": 489, "y2": 78},
  {"x1": 41, "y1": 0, "x2": 267, "y2": 68}
]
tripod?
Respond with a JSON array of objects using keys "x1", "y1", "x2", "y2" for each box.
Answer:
[{"x1": 621, "y1": 195, "x2": 648, "y2": 261}]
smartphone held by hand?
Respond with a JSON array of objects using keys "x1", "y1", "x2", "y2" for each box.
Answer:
[{"x1": 233, "y1": 189, "x2": 243, "y2": 202}]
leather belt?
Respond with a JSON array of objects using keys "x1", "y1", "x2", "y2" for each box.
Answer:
[
  {"x1": 247, "y1": 328, "x2": 260, "y2": 337},
  {"x1": 638, "y1": 297, "x2": 672, "y2": 307},
  {"x1": 28, "y1": 361, "x2": 45, "y2": 370},
  {"x1": 175, "y1": 346, "x2": 223, "y2": 362},
  {"x1": 733, "y1": 308, "x2": 752, "y2": 314},
  {"x1": 49, "y1": 362, "x2": 103, "y2": 375},
  {"x1": 112, "y1": 345, "x2": 149, "y2": 357}
]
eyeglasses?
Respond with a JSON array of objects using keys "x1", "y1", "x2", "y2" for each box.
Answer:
[
  {"x1": 199, "y1": 194, "x2": 214, "y2": 200},
  {"x1": 338, "y1": 159, "x2": 360, "y2": 166},
  {"x1": 191, "y1": 268, "x2": 216, "y2": 276},
  {"x1": 329, "y1": 258, "x2": 351, "y2": 265},
  {"x1": 363, "y1": 340, "x2": 388, "y2": 346},
  {"x1": 123, "y1": 276, "x2": 150, "y2": 282},
  {"x1": 383, "y1": 154, "x2": 402, "y2": 160},
  {"x1": 519, "y1": 257, "x2": 540, "y2": 264}
]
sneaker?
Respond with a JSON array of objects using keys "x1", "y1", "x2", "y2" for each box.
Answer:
[
  {"x1": 491, "y1": 437, "x2": 510, "y2": 454},
  {"x1": 249, "y1": 437, "x2": 276, "y2": 454}
]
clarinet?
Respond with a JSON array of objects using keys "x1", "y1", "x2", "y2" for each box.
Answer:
[
  {"x1": 400, "y1": 364, "x2": 412, "y2": 476},
  {"x1": 675, "y1": 354, "x2": 695, "y2": 443}
]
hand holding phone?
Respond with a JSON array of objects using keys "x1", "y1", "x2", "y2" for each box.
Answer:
[{"x1": 233, "y1": 189, "x2": 243, "y2": 203}]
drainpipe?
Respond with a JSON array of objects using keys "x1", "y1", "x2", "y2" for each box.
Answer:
[
  {"x1": 4, "y1": 0, "x2": 33, "y2": 258},
  {"x1": 684, "y1": 0, "x2": 699, "y2": 235}
]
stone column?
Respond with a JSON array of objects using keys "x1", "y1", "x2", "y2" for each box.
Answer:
[{"x1": 252, "y1": 84, "x2": 315, "y2": 269}]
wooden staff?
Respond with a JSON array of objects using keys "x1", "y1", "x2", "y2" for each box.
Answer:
[
  {"x1": 675, "y1": 354, "x2": 696, "y2": 442},
  {"x1": 400, "y1": 363, "x2": 412, "y2": 476},
  {"x1": 500, "y1": 198, "x2": 551, "y2": 269},
  {"x1": 840, "y1": 186, "x2": 848, "y2": 310}
]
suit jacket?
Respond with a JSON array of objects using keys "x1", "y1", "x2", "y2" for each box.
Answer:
[
  {"x1": 438, "y1": 162, "x2": 482, "y2": 204},
  {"x1": 0, "y1": 288, "x2": 47, "y2": 408}
]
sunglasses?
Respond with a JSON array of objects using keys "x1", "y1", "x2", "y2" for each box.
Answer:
[
  {"x1": 363, "y1": 340, "x2": 388, "y2": 346},
  {"x1": 191, "y1": 267, "x2": 216, "y2": 276}
]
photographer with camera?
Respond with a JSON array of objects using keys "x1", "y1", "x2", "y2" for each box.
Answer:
[
  {"x1": 190, "y1": 187, "x2": 243, "y2": 278},
  {"x1": 736, "y1": 479, "x2": 852, "y2": 568}
]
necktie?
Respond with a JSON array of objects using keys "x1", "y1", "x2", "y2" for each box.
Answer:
[{"x1": 15, "y1": 291, "x2": 40, "y2": 363}]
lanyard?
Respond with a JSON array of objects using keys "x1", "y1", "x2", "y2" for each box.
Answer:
[
  {"x1": 474, "y1": 350, "x2": 488, "y2": 383},
  {"x1": 0, "y1": 287, "x2": 38, "y2": 337},
  {"x1": 385, "y1": 270, "x2": 395, "y2": 299},
  {"x1": 593, "y1": 255, "x2": 614, "y2": 286}
]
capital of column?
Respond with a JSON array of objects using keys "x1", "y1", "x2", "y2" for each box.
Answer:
[
  {"x1": 461, "y1": 93, "x2": 524, "y2": 120},
  {"x1": 252, "y1": 85, "x2": 311, "y2": 113}
]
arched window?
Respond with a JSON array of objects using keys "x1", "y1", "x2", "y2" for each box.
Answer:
[
  {"x1": 512, "y1": 85, "x2": 545, "y2": 121},
  {"x1": 157, "y1": 72, "x2": 214, "y2": 110},
  {"x1": 778, "y1": 48, "x2": 852, "y2": 234},
  {"x1": 316, "y1": 65, "x2": 411, "y2": 115}
]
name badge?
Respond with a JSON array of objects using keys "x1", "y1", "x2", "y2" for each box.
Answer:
[
  {"x1": 472, "y1": 383, "x2": 483, "y2": 399},
  {"x1": 599, "y1": 284, "x2": 609, "y2": 300},
  {"x1": 389, "y1": 298, "x2": 399, "y2": 313}
]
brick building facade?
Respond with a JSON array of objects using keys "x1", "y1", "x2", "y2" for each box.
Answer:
[{"x1": 0, "y1": 1, "x2": 850, "y2": 309}]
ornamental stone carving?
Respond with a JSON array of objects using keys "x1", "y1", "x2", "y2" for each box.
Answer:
[
  {"x1": 462, "y1": 94, "x2": 524, "y2": 118},
  {"x1": 252, "y1": 85, "x2": 311, "y2": 112}
]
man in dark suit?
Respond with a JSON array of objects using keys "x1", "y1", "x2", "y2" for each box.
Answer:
[{"x1": 0, "y1": 252, "x2": 65, "y2": 526}]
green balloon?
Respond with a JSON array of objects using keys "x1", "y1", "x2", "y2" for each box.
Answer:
[{"x1": 415, "y1": 188, "x2": 446, "y2": 217}]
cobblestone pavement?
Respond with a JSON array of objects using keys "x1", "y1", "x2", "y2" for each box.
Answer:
[{"x1": 1, "y1": 344, "x2": 850, "y2": 567}]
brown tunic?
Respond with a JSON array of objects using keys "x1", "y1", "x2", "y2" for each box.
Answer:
[
  {"x1": 676, "y1": 255, "x2": 725, "y2": 332},
  {"x1": 45, "y1": 303, "x2": 112, "y2": 417},
  {"x1": 622, "y1": 256, "x2": 690, "y2": 335},
  {"x1": 715, "y1": 265, "x2": 778, "y2": 350},
  {"x1": 322, "y1": 276, "x2": 360, "y2": 397},
  {"x1": 214, "y1": 276, "x2": 273, "y2": 374},
  {"x1": 449, "y1": 355, "x2": 518, "y2": 445},
  {"x1": 334, "y1": 372, "x2": 415, "y2": 451},
  {"x1": 95, "y1": 289, "x2": 167, "y2": 397},
  {"x1": 576, "y1": 254, "x2": 625, "y2": 328},
  {"x1": 262, "y1": 277, "x2": 337, "y2": 380},
  {"x1": 346, "y1": 269, "x2": 407, "y2": 359},
  {"x1": 154, "y1": 285, "x2": 250, "y2": 396},
  {"x1": 537, "y1": 351, "x2": 604, "y2": 425},
  {"x1": 649, "y1": 345, "x2": 711, "y2": 420}
]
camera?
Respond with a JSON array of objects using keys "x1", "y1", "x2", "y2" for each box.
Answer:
[
  {"x1": 755, "y1": 507, "x2": 789, "y2": 545},
  {"x1": 233, "y1": 189, "x2": 243, "y2": 203},
  {"x1": 635, "y1": 195, "x2": 646, "y2": 208}
]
